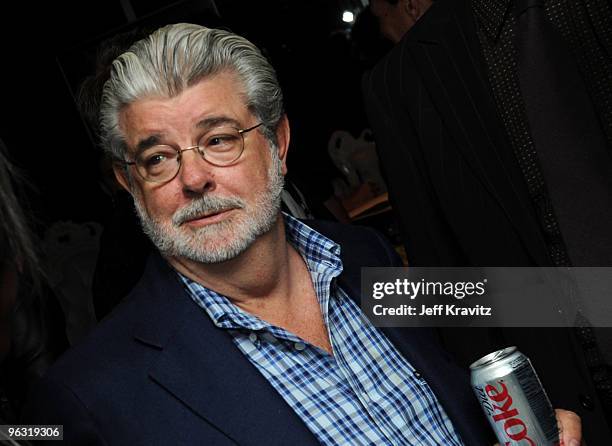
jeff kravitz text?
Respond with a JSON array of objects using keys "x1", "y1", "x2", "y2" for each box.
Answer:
[{"x1": 372, "y1": 303, "x2": 492, "y2": 316}]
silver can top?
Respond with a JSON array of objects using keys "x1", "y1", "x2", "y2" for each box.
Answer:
[{"x1": 469, "y1": 346, "x2": 517, "y2": 370}]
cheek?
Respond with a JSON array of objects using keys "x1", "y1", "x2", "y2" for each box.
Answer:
[
  {"x1": 244, "y1": 163, "x2": 273, "y2": 195},
  {"x1": 135, "y1": 183, "x2": 181, "y2": 219},
  {"x1": 214, "y1": 157, "x2": 270, "y2": 196}
]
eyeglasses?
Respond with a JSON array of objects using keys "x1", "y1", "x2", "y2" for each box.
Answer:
[{"x1": 121, "y1": 122, "x2": 263, "y2": 183}]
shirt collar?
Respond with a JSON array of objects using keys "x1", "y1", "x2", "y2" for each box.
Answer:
[
  {"x1": 283, "y1": 213, "x2": 343, "y2": 274},
  {"x1": 471, "y1": 0, "x2": 512, "y2": 41},
  {"x1": 177, "y1": 213, "x2": 343, "y2": 330}
]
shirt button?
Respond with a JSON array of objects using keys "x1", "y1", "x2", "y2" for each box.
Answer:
[
  {"x1": 262, "y1": 332, "x2": 276, "y2": 343},
  {"x1": 362, "y1": 392, "x2": 370, "y2": 403},
  {"x1": 294, "y1": 342, "x2": 306, "y2": 351},
  {"x1": 249, "y1": 333, "x2": 258, "y2": 343},
  {"x1": 414, "y1": 371, "x2": 422, "y2": 379}
]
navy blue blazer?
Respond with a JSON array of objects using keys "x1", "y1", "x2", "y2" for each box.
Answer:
[{"x1": 23, "y1": 221, "x2": 493, "y2": 445}]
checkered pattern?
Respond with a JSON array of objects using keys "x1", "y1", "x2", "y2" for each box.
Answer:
[{"x1": 179, "y1": 214, "x2": 463, "y2": 445}]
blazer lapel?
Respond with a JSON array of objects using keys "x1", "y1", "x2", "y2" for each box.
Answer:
[
  {"x1": 402, "y1": 0, "x2": 550, "y2": 265},
  {"x1": 132, "y1": 254, "x2": 318, "y2": 446}
]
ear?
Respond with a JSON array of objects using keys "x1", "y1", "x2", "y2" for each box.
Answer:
[
  {"x1": 403, "y1": 0, "x2": 418, "y2": 20},
  {"x1": 112, "y1": 163, "x2": 132, "y2": 194},
  {"x1": 275, "y1": 114, "x2": 291, "y2": 175},
  {"x1": 408, "y1": 0, "x2": 431, "y2": 20}
]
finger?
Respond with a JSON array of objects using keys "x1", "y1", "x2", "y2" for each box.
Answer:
[{"x1": 556, "y1": 408, "x2": 581, "y2": 446}]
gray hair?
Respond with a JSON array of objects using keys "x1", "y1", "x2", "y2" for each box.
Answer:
[{"x1": 99, "y1": 23, "x2": 284, "y2": 160}]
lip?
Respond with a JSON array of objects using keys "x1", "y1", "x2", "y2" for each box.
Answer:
[{"x1": 183, "y1": 208, "x2": 235, "y2": 228}]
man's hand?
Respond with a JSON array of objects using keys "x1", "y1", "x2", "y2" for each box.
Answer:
[
  {"x1": 493, "y1": 408, "x2": 582, "y2": 446},
  {"x1": 556, "y1": 408, "x2": 582, "y2": 446}
]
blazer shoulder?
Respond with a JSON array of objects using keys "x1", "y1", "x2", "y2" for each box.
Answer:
[
  {"x1": 38, "y1": 295, "x2": 142, "y2": 380},
  {"x1": 34, "y1": 265, "x2": 176, "y2": 399}
]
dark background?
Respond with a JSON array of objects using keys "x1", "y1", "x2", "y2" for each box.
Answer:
[{"x1": 0, "y1": 0, "x2": 392, "y2": 230}]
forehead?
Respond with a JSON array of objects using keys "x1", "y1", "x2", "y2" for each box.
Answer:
[{"x1": 119, "y1": 72, "x2": 249, "y2": 144}]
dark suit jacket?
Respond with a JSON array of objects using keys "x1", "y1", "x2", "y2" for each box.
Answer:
[
  {"x1": 363, "y1": 0, "x2": 552, "y2": 268},
  {"x1": 362, "y1": 0, "x2": 612, "y2": 442},
  {"x1": 23, "y1": 221, "x2": 493, "y2": 445}
]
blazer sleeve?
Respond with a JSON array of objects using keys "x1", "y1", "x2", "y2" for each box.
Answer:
[{"x1": 21, "y1": 376, "x2": 108, "y2": 446}]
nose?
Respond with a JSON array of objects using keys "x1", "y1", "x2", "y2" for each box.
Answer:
[{"x1": 176, "y1": 147, "x2": 216, "y2": 197}]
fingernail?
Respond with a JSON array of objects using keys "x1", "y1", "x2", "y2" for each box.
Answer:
[{"x1": 569, "y1": 440, "x2": 580, "y2": 446}]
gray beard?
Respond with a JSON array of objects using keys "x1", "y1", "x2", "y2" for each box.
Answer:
[{"x1": 132, "y1": 150, "x2": 284, "y2": 264}]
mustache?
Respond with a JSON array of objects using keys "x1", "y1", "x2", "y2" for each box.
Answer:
[{"x1": 172, "y1": 195, "x2": 245, "y2": 226}]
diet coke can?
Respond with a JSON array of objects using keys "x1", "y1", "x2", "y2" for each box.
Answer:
[{"x1": 470, "y1": 346, "x2": 559, "y2": 445}]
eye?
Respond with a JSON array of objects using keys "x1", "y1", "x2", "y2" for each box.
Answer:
[
  {"x1": 145, "y1": 153, "x2": 167, "y2": 167},
  {"x1": 137, "y1": 146, "x2": 177, "y2": 169},
  {"x1": 207, "y1": 134, "x2": 239, "y2": 147},
  {"x1": 200, "y1": 127, "x2": 241, "y2": 152}
]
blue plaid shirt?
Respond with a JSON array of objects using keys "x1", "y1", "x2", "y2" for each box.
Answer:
[{"x1": 178, "y1": 215, "x2": 463, "y2": 445}]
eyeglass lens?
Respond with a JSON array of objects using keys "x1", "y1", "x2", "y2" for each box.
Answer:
[{"x1": 134, "y1": 126, "x2": 245, "y2": 182}]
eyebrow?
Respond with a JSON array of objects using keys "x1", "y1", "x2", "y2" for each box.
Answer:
[
  {"x1": 195, "y1": 116, "x2": 242, "y2": 130},
  {"x1": 130, "y1": 116, "x2": 244, "y2": 159},
  {"x1": 133, "y1": 134, "x2": 164, "y2": 159}
]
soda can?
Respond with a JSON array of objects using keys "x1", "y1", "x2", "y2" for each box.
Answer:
[{"x1": 470, "y1": 346, "x2": 559, "y2": 445}]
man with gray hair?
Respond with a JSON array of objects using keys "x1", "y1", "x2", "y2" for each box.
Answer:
[{"x1": 23, "y1": 23, "x2": 580, "y2": 445}]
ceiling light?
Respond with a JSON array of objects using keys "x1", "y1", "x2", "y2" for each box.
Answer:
[{"x1": 342, "y1": 11, "x2": 355, "y2": 23}]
